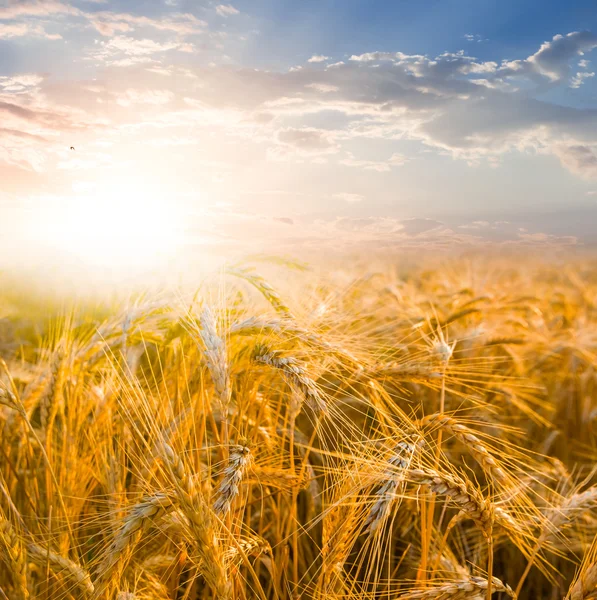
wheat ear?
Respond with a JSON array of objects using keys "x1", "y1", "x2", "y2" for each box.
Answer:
[
  {"x1": 253, "y1": 345, "x2": 327, "y2": 414},
  {"x1": 568, "y1": 562, "x2": 597, "y2": 599},
  {"x1": 364, "y1": 439, "x2": 420, "y2": 533},
  {"x1": 549, "y1": 487, "x2": 597, "y2": 537},
  {"x1": 399, "y1": 575, "x2": 516, "y2": 599},
  {"x1": 198, "y1": 306, "x2": 231, "y2": 408},
  {"x1": 91, "y1": 493, "x2": 173, "y2": 599},
  {"x1": 226, "y1": 267, "x2": 294, "y2": 318},
  {"x1": 230, "y1": 316, "x2": 360, "y2": 366},
  {"x1": 160, "y1": 443, "x2": 232, "y2": 600},
  {"x1": 420, "y1": 413, "x2": 508, "y2": 484},
  {"x1": 223, "y1": 535, "x2": 271, "y2": 565},
  {"x1": 0, "y1": 517, "x2": 28, "y2": 600},
  {"x1": 214, "y1": 445, "x2": 252, "y2": 516},
  {"x1": 38, "y1": 346, "x2": 65, "y2": 440},
  {"x1": 27, "y1": 542, "x2": 94, "y2": 597},
  {"x1": 407, "y1": 468, "x2": 493, "y2": 537}
]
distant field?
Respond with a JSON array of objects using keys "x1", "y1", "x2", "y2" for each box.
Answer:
[{"x1": 1, "y1": 254, "x2": 597, "y2": 599}]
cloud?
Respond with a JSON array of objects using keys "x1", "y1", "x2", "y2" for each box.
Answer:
[
  {"x1": 2, "y1": 21, "x2": 597, "y2": 217},
  {"x1": 0, "y1": 22, "x2": 62, "y2": 39},
  {"x1": 0, "y1": 74, "x2": 44, "y2": 93},
  {"x1": 0, "y1": 2, "x2": 207, "y2": 47},
  {"x1": 70, "y1": 31, "x2": 597, "y2": 177},
  {"x1": 308, "y1": 55, "x2": 329, "y2": 63},
  {"x1": 0, "y1": 0, "x2": 79, "y2": 19},
  {"x1": 529, "y1": 31, "x2": 597, "y2": 80},
  {"x1": 340, "y1": 153, "x2": 407, "y2": 172},
  {"x1": 399, "y1": 219, "x2": 444, "y2": 235},
  {"x1": 464, "y1": 33, "x2": 487, "y2": 43},
  {"x1": 499, "y1": 31, "x2": 597, "y2": 82},
  {"x1": 305, "y1": 82, "x2": 338, "y2": 93},
  {"x1": 334, "y1": 192, "x2": 364, "y2": 203},
  {"x1": 215, "y1": 4, "x2": 239, "y2": 17},
  {"x1": 115, "y1": 89, "x2": 174, "y2": 107},
  {"x1": 180, "y1": 40, "x2": 592, "y2": 175},
  {"x1": 87, "y1": 11, "x2": 206, "y2": 36},
  {"x1": 272, "y1": 127, "x2": 338, "y2": 157},
  {"x1": 571, "y1": 71, "x2": 595, "y2": 88},
  {"x1": 0, "y1": 101, "x2": 46, "y2": 123},
  {"x1": 552, "y1": 145, "x2": 597, "y2": 178},
  {"x1": 89, "y1": 36, "x2": 194, "y2": 65},
  {"x1": 180, "y1": 210, "x2": 586, "y2": 255}
]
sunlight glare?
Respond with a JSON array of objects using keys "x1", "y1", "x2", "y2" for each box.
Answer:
[{"x1": 37, "y1": 177, "x2": 183, "y2": 271}]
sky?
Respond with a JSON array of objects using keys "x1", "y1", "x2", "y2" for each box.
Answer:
[{"x1": 1, "y1": 0, "x2": 597, "y2": 269}]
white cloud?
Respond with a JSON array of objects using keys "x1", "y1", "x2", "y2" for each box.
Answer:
[
  {"x1": 552, "y1": 145, "x2": 597, "y2": 179},
  {"x1": 115, "y1": 89, "x2": 174, "y2": 107},
  {"x1": 216, "y1": 4, "x2": 239, "y2": 17},
  {"x1": 350, "y1": 52, "x2": 398, "y2": 62},
  {"x1": 0, "y1": 74, "x2": 44, "y2": 93},
  {"x1": 269, "y1": 127, "x2": 339, "y2": 160},
  {"x1": 88, "y1": 11, "x2": 206, "y2": 36},
  {"x1": 499, "y1": 31, "x2": 597, "y2": 82},
  {"x1": 89, "y1": 36, "x2": 193, "y2": 65},
  {"x1": 571, "y1": 71, "x2": 595, "y2": 88},
  {"x1": 53, "y1": 31, "x2": 597, "y2": 179},
  {"x1": 305, "y1": 82, "x2": 338, "y2": 93},
  {"x1": 0, "y1": 22, "x2": 62, "y2": 39},
  {"x1": 0, "y1": 1, "x2": 80, "y2": 19},
  {"x1": 340, "y1": 153, "x2": 407, "y2": 172},
  {"x1": 465, "y1": 33, "x2": 488, "y2": 43},
  {"x1": 308, "y1": 55, "x2": 329, "y2": 63},
  {"x1": 3, "y1": 20, "x2": 597, "y2": 218},
  {"x1": 113, "y1": 34, "x2": 596, "y2": 178},
  {"x1": 334, "y1": 192, "x2": 364, "y2": 203}
]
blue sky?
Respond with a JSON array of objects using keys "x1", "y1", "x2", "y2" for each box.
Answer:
[
  {"x1": 1, "y1": 0, "x2": 597, "y2": 260},
  {"x1": 233, "y1": 0, "x2": 596, "y2": 66}
]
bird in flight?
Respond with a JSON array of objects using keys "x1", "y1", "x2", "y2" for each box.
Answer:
[{"x1": 70, "y1": 146, "x2": 75, "y2": 151}]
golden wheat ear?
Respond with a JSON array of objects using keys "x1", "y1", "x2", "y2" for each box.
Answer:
[
  {"x1": 91, "y1": 494, "x2": 174, "y2": 599},
  {"x1": 0, "y1": 516, "x2": 28, "y2": 600},
  {"x1": 565, "y1": 534, "x2": 597, "y2": 600},
  {"x1": 398, "y1": 575, "x2": 516, "y2": 599}
]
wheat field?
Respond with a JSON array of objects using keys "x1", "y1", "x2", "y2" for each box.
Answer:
[{"x1": 1, "y1": 253, "x2": 597, "y2": 600}]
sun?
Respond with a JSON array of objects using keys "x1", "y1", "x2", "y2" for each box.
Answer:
[{"x1": 36, "y1": 177, "x2": 183, "y2": 272}]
